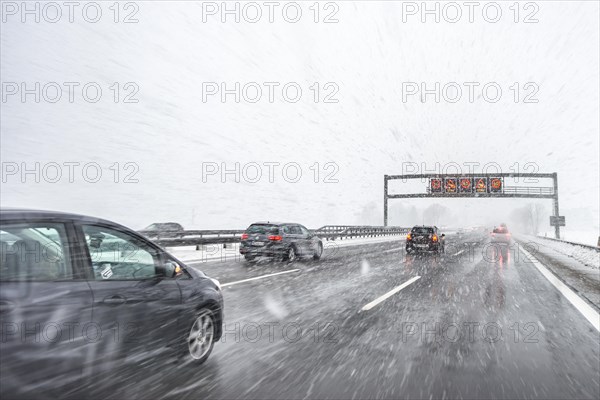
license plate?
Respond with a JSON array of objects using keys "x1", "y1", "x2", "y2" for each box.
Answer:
[
  {"x1": 252, "y1": 241, "x2": 265, "y2": 246},
  {"x1": 415, "y1": 244, "x2": 428, "y2": 248}
]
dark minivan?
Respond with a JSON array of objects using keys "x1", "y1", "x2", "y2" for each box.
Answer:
[
  {"x1": 0, "y1": 208, "x2": 223, "y2": 397},
  {"x1": 406, "y1": 225, "x2": 445, "y2": 254},
  {"x1": 240, "y1": 222, "x2": 323, "y2": 262}
]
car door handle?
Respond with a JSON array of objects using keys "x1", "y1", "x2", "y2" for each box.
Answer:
[
  {"x1": 0, "y1": 301, "x2": 15, "y2": 314},
  {"x1": 102, "y1": 295, "x2": 126, "y2": 305}
]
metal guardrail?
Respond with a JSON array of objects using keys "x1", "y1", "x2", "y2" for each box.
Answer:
[
  {"x1": 315, "y1": 225, "x2": 410, "y2": 240},
  {"x1": 536, "y1": 236, "x2": 600, "y2": 251},
  {"x1": 140, "y1": 225, "x2": 410, "y2": 247},
  {"x1": 139, "y1": 229, "x2": 245, "y2": 247}
]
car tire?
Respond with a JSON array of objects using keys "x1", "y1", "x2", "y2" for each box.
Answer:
[
  {"x1": 286, "y1": 246, "x2": 297, "y2": 263},
  {"x1": 184, "y1": 308, "x2": 216, "y2": 364},
  {"x1": 244, "y1": 255, "x2": 255, "y2": 262},
  {"x1": 313, "y1": 243, "x2": 323, "y2": 260}
]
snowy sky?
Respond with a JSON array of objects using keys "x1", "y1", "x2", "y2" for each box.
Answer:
[{"x1": 1, "y1": 1, "x2": 599, "y2": 233}]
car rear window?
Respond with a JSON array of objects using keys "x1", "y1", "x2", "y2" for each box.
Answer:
[
  {"x1": 246, "y1": 224, "x2": 280, "y2": 234},
  {"x1": 411, "y1": 227, "x2": 434, "y2": 235},
  {"x1": 493, "y1": 227, "x2": 508, "y2": 233}
]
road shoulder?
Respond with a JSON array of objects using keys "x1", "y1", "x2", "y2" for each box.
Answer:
[{"x1": 515, "y1": 235, "x2": 600, "y2": 311}]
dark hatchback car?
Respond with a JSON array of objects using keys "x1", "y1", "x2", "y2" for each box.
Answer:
[
  {"x1": 0, "y1": 209, "x2": 223, "y2": 397},
  {"x1": 406, "y1": 225, "x2": 445, "y2": 254},
  {"x1": 239, "y1": 222, "x2": 323, "y2": 262}
]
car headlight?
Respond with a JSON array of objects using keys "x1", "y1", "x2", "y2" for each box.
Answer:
[{"x1": 209, "y1": 277, "x2": 221, "y2": 291}]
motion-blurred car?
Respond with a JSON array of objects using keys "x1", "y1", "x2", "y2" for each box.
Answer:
[
  {"x1": 141, "y1": 222, "x2": 185, "y2": 238},
  {"x1": 240, "y1": 222, "x2": 323, "y2": 262},
  {"x1": 406, "y1": 225, "x2": 445, "y2": 254},
  {"x1": 143, "y1": 222, "x2": 184, "y2": 232},
  {"x1": 0, "y1": 209, "x2": 223, "y2": 397},
  {"x1": 491, "y1": 224, "x2": 511, "y2": 244}
]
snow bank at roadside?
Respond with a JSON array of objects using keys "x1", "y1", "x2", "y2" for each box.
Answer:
[{"x1": 522, "y1": 235, "x2": 599, "y2": 270}]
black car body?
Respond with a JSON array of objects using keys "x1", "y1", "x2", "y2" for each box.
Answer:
[
  {"x1": 239, "y1": 222, "x2": 323, "y2": 262},
  {"x1": 0, "y1": 208, "x2": 223, "y2": 397},
  {"x1": 406, "y1": 225, "x2": 445, "y2": 253}
]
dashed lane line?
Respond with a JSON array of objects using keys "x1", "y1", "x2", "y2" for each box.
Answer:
[
  {"x1": 361, "y1": 276, "x2": 421, "y2": 311},
  {"x1": 221, "y1": 269, "x2": 301, "y2": 288}
]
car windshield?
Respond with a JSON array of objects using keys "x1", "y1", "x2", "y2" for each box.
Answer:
[
  {"x1": 246, "y1": 224, "x2": 279, "y2": 235},
  {"x1": 412, "y1": 227, "x2": 434, "y2": 235}
]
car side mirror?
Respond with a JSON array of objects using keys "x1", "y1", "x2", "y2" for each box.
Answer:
[{"x1": 159, "y1": 261, "x2": 178, "y2": 278}]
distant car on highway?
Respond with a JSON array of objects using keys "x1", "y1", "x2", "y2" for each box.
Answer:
[
  {"x1": 141, "y1": 222, "x2": 185, "y2": 237},
  {"x1": 491, "y1": 224, "x2": 511, "y2": 244},
  {"x1": 143, "y1": 222, "x2": 184, "y2": 232},
  {"x1": 0, "y1": 208, "x2": 223, "y2": 395},
  {"x1": 240, "y1": 222, "x2": 323, "y2": 262},
  {"x1": 406, "y1": 225, "x2": 445, "y2": 254}
]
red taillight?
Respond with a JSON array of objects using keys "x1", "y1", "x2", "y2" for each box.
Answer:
[
  {"x1": 241, "y1": 233, "x2": 248, "y2": 240},
  {"x1": 406, "y1": 233, "x2": 412, "y2": 240},
  {"x1": 432, "y1": 234, "x2": 438, "y2": 242},
  {"x1": 268, "y1": 235, "x2": 283, "y2": 241}
]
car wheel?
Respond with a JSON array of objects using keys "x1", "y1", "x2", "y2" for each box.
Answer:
[
  {"x1": 286, "y1": 246, "x2": 297, "y2": 263},
  {"x1": 244, "y1": 255, "x2": 255, "y2": 262},
  {"x1": 313, "y1": 243, "x2": 323, "y2": 260},
  {"x1": 186, "y1": 309, "x2": 215, "y2": 364}
]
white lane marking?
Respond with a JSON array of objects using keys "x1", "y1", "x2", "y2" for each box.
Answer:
[
  {"x1": 521, "y1": 247, "x2": 600, "y2": 332},
  {"x1": 221, "y1": 269, "x2": 301, "y2": 288},
  {"x1": 382, "y1": 247, "x2": 404, "y2": 253},
  {"x1": 361, "y1": 276, "x2": 421, "y2": 311},
  {"x1": 453, "y1": 249, "x2": 466, "y2": 256}
]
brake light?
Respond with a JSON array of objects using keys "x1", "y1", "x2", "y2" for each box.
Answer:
[
  {"x1": 268, "y1": 235, "x2": 283, "y2": 241},
  {"x1": 432, "y1": 234, "x2": 438, "y2": 242},
  {"x1": 241, "y1": 233, "x2": 248, "y2": 240},
  {"x1": 406, "y1": 233, "x2": 412, "y2": 240}
]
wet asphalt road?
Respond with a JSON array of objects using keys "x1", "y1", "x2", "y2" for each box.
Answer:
[{"x1": 76, "y1": 233, "x2": 599, "y2": 399}]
